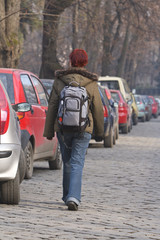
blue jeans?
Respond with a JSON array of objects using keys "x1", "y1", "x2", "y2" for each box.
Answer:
[{"x1": 57, "y1": 131, "x2": 91, "y2": 206}]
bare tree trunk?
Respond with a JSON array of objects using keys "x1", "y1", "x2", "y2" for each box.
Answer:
[
  {"x1": 101, "y1": 1, "x2": 112, "y2": 76},
  {"x1": 72, "y1": 0, "x2": 79, "y2": 50},
  {"x1": 0, "y1": 0, "x2": 21, "y2": 68},
  {"x1": 116, "y1": 22, "x2": 130, "y2": 77},
  {"x1": 39, "y1": 0, "x2": 75, "y2": 78}
]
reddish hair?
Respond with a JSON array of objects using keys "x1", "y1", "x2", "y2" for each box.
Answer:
[{"x1": 69, "y1": 49, "x2": 88, "y2": 67}]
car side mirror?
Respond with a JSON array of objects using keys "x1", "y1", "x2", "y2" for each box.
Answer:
[
  {"x1": 12, "y1": 103, "x2": 31, "y2": 112},
  {"x1": 132, "y1": 89, "x2": 136, "y2": 94}
]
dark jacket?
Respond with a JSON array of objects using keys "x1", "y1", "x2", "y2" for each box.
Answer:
[{"x1": 43, "y1": 67, "x2": 104, "y2": 138}]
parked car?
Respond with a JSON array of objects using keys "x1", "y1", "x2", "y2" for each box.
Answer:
[
  {"x1": 98, "y1": 76, "x2": 138, "y2": 125},
  {"x1": 155, "y1": 97, "x2": 160, "y2": 115},
  {"x1": 0, "y1": 80, "x2": 25, "y2": 204},
  {"x1": 99, "y1": 76, "x2": 132, "y2": 102},
  {"x1": 110, "y1": 90, "x2": 132, "y2": 134},
  {"x1": 141, "y1": 95, "x2": 152, "y2": 121},
  {"x1": 0, "y1": 69, "x2": 62, "y2": 179},
  {"x1": 130, "y1": 93, "x2": 139, "y2": 125},
  {"x1": 148, "y1": 95, "x2": 159, "y2": 118},
  {"x1": 134, "y1": 94, "x2": 146, "y2": 122},
  {"x1": 103, "y1": 86, "x2": 119, "y2": 141},
  {"x1": 97, "y1": 86, "x2": 118, "y2": 148}
]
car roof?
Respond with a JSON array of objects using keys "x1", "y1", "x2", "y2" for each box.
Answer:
[
  {"x1": 99, "y1": 76, "x2": 126, "y2": 81},
  {"x1": 0, "y1": 68, "x2": 36, "y2": 75}
]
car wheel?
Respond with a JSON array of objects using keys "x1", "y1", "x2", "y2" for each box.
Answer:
[
  {"x1": 116, "y1": 125, "x2": 119, "y2": 140},
  {"x1": 146, "y1": 114, "x2": 149, "y2": 121},
  {"x1": 154, "y1": 113, "x2": 158, "y2": 118},
  {"x1": 1, "y1": 169, "x2": 20, "y2": 205},
  {"x1": 122, "y1": 123, "x2": 128, "y2": 134},
  {"x1": 104, "y1": 127, "x2": 113, "y2": 148},
  {"x1": 141, "y1": 116, "x2": 145, "y2": 122},
  {"x1": 24, "y1": 141, "x2": 33, "y2": 179},
  {"x1": 48, "y1": 144, "x2": 62, "y2": 170},
  {"x1": 19, "y1": 149, "x2": 26, "y2": 184},
  {"x1": 113, "y1": 127, "x2": 116, "y2": 145},
  {"x1": 132, "y1": 114, "x2": 138, "y2": 125}
]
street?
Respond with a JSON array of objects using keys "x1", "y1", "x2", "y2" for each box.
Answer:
[{"x1": 0, "y1": 118, "x2": 160, "y2": 240}]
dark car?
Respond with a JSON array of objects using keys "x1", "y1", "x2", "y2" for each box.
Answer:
[
  {"x1": 141, "y1": 95, "x2": 152, "y2": 121},
  {"x1": 148, "y1": 95, "x2": 159, "y2": 118},
  {"x1": 97, "y1": 86, "x2": 118, "y2": 148},
  {"x1": 0, "y1": 69, "x2": 62, "y2": 179},
  {"x1": 103, "y1": 86, "x2": 119, "y2": 140}
]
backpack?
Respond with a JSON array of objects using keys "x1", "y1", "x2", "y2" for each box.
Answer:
[{"x1": 58, "y1": 81, "x2": 89, "y2": 132}]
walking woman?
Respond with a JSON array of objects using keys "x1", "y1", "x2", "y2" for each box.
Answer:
[{"x1": 43, "y1": 49, "x2": 104, "y2": 210}]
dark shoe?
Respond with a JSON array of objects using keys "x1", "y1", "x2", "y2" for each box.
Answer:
[{"x1": 67, "y1": 201, "x2": 78, "y2": 211}]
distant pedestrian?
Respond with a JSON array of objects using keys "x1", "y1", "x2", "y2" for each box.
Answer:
[{"x1": 43, "y1": 49, "x2": 104, "y2": 211}]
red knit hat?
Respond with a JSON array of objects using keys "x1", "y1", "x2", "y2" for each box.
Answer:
[{"x1": 69, "y1": 49, "x2": 88, "y2": 67}]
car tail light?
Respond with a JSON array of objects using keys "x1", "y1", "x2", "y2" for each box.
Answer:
[
  {"x1": 104, "y1": 106, "x2": 108, "y2": 117},
  {"x1": 0, "y1": 84, "x2": 10, "y2": 135},
  {"x1": 105, "y1": 89, "x2": 111, "y2": 100}
]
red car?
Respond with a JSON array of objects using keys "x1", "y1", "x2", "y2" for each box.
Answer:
[
  {"x1": 0, "y1": 68, "x2": 62, "y2": 179},
  {"x1": 110, "y1": 90, "x2": 132, "y2": 134},
  {"x1": 148, "y1": 96, "x2": 158, "y2": 118}
]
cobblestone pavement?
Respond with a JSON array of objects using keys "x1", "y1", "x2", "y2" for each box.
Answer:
[{"x1": 0, "y1": 118, "x2": 160, "y2": 240}]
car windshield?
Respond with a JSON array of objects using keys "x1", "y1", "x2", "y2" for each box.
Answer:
[
  {"x1": 100, "y1": 80, "x2": 120, "y2": 90},
  {"x1": 0, "y1": 73, "x2": 15, "y2": 104}
]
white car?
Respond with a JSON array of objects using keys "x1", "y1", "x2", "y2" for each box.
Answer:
[
  {"x1": 0, "y1": 80, "x2": 25, "y2": 204},
  {"x1": 98, "y1": 76, "x2": 131, "y2": 102}
]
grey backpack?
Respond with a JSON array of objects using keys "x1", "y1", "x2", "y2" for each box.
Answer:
[{"x1": 58, "y1": 81, "x2": 89, "y2": 132}]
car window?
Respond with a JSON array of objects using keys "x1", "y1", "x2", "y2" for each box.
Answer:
[
  {"x1": 31, "y1": 76, "x2": 48, "y2": 106},
  {"x1": 99, "y1": 87, "x2": 110, "y2": 107},
  {"x1": 111, "y1": 92, "x2": 120, "y2": 102},
  {"x1": 0, "y1": 73, "x2": 15, "y2": 104},
  {"x1": 100, "y1": 81, "x2": 120, "y2": 90},
  {"x1": 21, "y1": 74, "x2": 38, "y2": 104}
]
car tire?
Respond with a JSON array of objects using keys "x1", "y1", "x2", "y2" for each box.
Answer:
[
  {"x1": 122, "y1": 123, "x2": 128, "y2": 134},
  {"x1": 104, "y1": 128, "x2": 113, "y2": 148},
  {"x1": 116, "y1": 125, "x2": 119, "y2": 140},
  {"x1": 48, "y1": 144, "x2": 62, "y2": 170},
  {"x1": 153, "y1": 113, "x2": 158, "y2": 118},
  {"x1": 113, "y1": 128, "x2": 116, "y2": 145},
  {"x1": 1, "y1": 169, "x2": 20, "y2": 205},
  {"x1": 141, "y1": 116, "x2": 145, "y2": 122},
  {"x1": 24, "y1": 141, "x2": 33, "y2": 179},
  {"x1": 132, "y1": 113, "x2": 138, "y2": 125},
  {"x1": 146, "y1": 114, "x2": 149, "y2": 121}
]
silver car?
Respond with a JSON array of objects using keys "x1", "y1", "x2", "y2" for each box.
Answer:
[{"x1": 0, "y1": 80, "x2": 25, "y2": 204}]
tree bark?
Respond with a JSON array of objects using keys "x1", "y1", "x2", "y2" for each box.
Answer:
[
  {"x1": 0, "y1": 0, "x2": 21, "y2": 68},
  {"x1": 39, "y1": 0, "x2": 75, "y2": 78},
  {"x1": 116, "y1": 22, "x2": 130, "y2": 77},
  {"x1": 72, "y1": 1, "x2": 78, "y2": 50}
]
